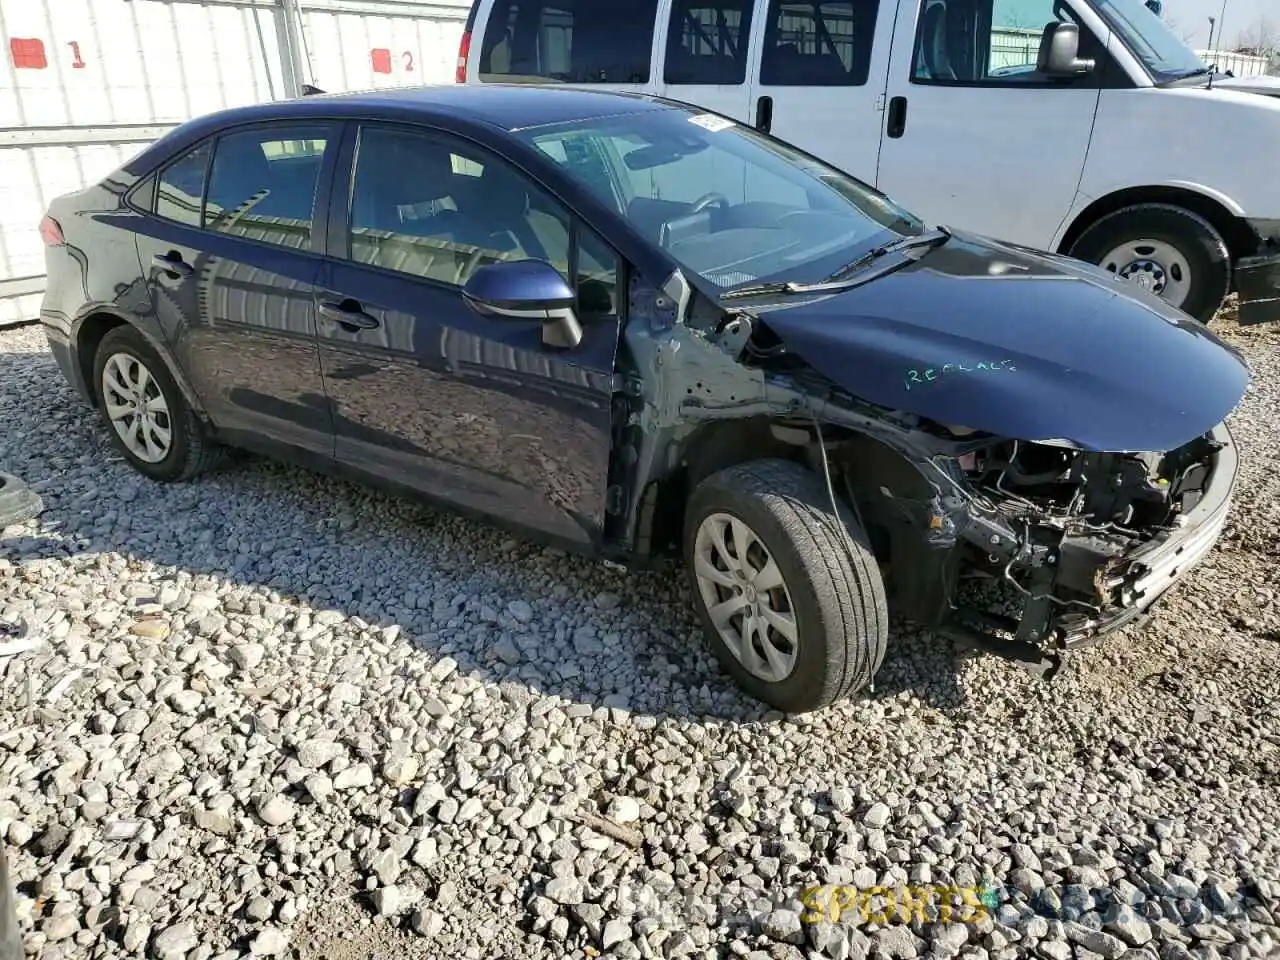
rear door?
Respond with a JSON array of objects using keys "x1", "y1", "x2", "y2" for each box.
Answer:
[
  {"x1": 658, "y1": 0, "x2": 762, "y2": 123},
  {"x1": 314, "y1": 121, "x2": 625, "y2": 550},
  {"x1": 746, "y1": 0, "x2": 897, "y2": 184},
  {"x1": 470, "y1": 0, "x2": 665, "y2": 94},
  {"x1": 132, "y1": 123, "x2": 339, "y2": 457},
  {"x1": 875, "y1": 0, "x2": 1104, "y2": 247}
]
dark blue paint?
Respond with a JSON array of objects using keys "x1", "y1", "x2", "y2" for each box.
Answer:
[
  {"x1": 463, "y1": 260, "x2": 576, "y2": 311},
  {"x1": 756, "y1": 231, "x2": 1249, "y2": 452}
]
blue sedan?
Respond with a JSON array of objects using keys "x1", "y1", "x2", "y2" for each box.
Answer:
[{"x1": 39, "y1": 84, "x2": 1245, "y2": 711}]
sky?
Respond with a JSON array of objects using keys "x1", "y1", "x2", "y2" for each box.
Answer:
[{"x1": 1162, "y1": 0, "x2": 1272, "y2": 49}]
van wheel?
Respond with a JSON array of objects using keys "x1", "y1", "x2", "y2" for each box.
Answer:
[
  {"x1": 1069, "y1": 203, "x2": 1230, "y2": 323},
  {"x1": 683, "y1": 459, "x2": 888, "y2": 713},
  {"x1": 92, "y1": 326, "x2": 221, "y2": 482}
]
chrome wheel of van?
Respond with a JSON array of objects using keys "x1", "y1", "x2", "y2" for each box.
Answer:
[
  {"x1": 101, "y1": 352, "x2": 172, "y2": 464},
  {"x1": 1099, "y1": 237, "x2": 1192, "y2": 308},
  {"x1": 693, "y1": 511, "x2": 799, "y2": 683}
]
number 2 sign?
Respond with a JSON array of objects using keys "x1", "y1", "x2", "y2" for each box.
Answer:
[{"x1": 370, "y1": 47, "x2": 416, "y2": 75}]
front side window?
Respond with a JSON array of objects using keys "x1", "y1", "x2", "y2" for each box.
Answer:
[
  {"x1": 760, "y1": 0, "x2": 878, "y2": 86},
  {"x1": 478, "y1": 0, "x2": 658, "y2": 83},
  {"x1": 1091, "y1": 0, "x2": 1205, "y2": 81},
  {"x1": 520, "y1": 110, "x2": 923, "y2": 292},
  {"x1": 664, "y1": 0, "x2": 755, "y2": 85},
  {"x1": 155, "y1": 142, "x2": 212, "y2": 227},
  {"x1": 912, "y1": 0, "x2": 1099, "y2": 84},
  {"x1": 348, "y1": 125, "x2": 618, "y2": 315},
  {"x1": 204, "y1": 127, "x2": 330, "y2": 249}
]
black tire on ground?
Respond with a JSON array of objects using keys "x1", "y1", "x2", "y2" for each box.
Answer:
[
  {"x1": 683, "y1": 458, "x2": 888, "y2": 713},
  {"x1": 92, "y1": 325, "x2": 221, "y2": 482},
  {"x1": 0, "y1": 473, "x2": 43, "y2": 528},
  {"x1": 1068, "y1": 202, "x2": 1231, "y2": 323}
]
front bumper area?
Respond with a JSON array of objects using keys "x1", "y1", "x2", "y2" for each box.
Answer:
[
  {"x1": 1238, "y1": 219, "x2": 1280, "y2": 326},
  {"x1": 942, "y1": 424, "x2": 1237, "y2": 674}
]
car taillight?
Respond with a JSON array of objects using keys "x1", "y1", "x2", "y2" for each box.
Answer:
[
  {"x1": 39, "y1": 215, "x2": 64, "y2": 246},
  {"x1": 456, "y1": 31, "x2": 471, "y2": 83}
]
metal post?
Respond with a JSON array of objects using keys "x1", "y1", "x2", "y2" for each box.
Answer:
[{"x1": 275, "y1": 0, "x2": 306, "y2": 98}]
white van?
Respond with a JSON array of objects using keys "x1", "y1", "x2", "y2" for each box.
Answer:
[{"x1": 457, "y1": 0, "x2": 1280, "y2": 325}]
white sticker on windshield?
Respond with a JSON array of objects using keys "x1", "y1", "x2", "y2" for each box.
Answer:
[{"x1": 687, "y1": 113, "x2": 735, "y2": 132}]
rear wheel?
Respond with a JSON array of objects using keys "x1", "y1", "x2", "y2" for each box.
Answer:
[
  {"x1": 683, "y1": 459, "x2": 888, "y2": 713},
  {"x1": 1069, "y1": 203, "x2": 1231, "y2": 323},
  {"x1": 92, "y1": 326, "x2": 221, "y2": 482}
]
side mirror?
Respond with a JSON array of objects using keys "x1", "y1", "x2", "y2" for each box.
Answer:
[
  {"x1": 462, "y1": 260, "x2": 583, "y2": 349},
  {"x1": 1037, "y1": 22, "x2": 1096, "y2": 77}
]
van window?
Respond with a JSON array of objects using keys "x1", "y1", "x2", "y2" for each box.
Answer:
[
  {"x1": 912, "y1": 0, "x2": 1099, "y2": 84},
  {"x1": 759, "y1": 0, "x2": 879, "y2": 86},
  {"x1": 664, "y1": 0, "x2": 755, "y2": 85},
  {"x1": 478, "y1": 0, "x2": 658, "y2": 83}
]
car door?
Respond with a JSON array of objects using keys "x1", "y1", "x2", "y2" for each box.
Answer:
[
  {"x1": 658, "y1": 0, "x2": 762, "y2": 123},
  {"x1": 746, "y1": 0, "x2": 896, "y2": 185},
  {"x1": 131, "y1": 123, "x2": 339, "y2": 457},
  {"x1": 875, "y1": 0, "x2": 1104, "y2": 248},
  {"x1": 314, "y1": 122, "x2": 625, "y2": 550}
]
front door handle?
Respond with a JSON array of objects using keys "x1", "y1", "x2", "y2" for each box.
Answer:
[
  {"x1": 151, "y1": 252, "x2": 193, "y2": 279},
  {"x1": 886, "y1": 96, "x2": 908, "y2": 138},
  {"x1": 754, "y1": 95, "x2": 773, "y2": 134},
  {"x1": 318, "y1": 298, "x2": 380, "y2": 332}
]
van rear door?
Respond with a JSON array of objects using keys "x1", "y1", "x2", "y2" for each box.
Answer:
[
  {"x1": 744, "y1": 0, "x2": 898, "y2": 185},
  {"x1": 657, "y1": 0, "x2": 763, "y2": 123},
  {"x1": 467, "y1": 0, "x2": 664, "y2": 94}
]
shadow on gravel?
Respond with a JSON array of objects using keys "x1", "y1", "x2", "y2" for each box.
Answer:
[{"x1": 0, "y1": 347, "x2": 968, "y2": 720}]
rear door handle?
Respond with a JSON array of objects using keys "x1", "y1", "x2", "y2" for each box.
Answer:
[
  {"x1": 318, "y1": 298, "x2": 380, "y2": 331},
  {"x1": 151, "y1": 252, "x2": 193, "y2": 279},
  {"x1": 754, "y1": 95, "x2": 773, "y2": 134},
  {"x1": 886, "y1": 96, "x2": 908, "y2": 138}
]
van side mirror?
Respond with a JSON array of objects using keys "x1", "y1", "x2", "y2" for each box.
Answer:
[
  {"x1": 1037, "y1": 22, "x2": 1096, "y2": 77},
  {"x1": 462, "y1": 260, "x2": 583, "y2": 349}
]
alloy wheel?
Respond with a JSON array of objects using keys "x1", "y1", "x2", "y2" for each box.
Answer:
[
  {"x1": 693, "y1": 511, "x2": 799, "y2": 683},
  {"x1": 101, "y1": 352, "x2": 172, "y2": 464}
]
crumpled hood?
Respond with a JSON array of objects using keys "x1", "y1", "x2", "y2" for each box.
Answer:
[{"x1": 752, "y1": 231, "x2": 1249, "y2": 452}]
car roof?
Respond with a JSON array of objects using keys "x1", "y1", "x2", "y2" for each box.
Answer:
[{"x1": 215, "y1": 84, "x2": 682, "y2": 133}]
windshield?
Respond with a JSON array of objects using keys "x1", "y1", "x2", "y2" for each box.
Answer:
[
  {"x1": 516, "y1": 109, "x2": 924, "y2": 291},
  {"x1": 1090, "y1": 0, "x2": 1207, "y2": 81}
]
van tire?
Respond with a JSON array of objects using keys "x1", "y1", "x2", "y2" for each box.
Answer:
[
  {"x1": 683, "y1": 459, "x2": 888, "y2": 713},
  {"x1": 1069, "y1": 203, "x2": 1230, "y2": 323}
]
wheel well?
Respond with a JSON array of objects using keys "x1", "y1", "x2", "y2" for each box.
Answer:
[
  {"x1": 638, "y1": 417, "x2": 803, "y2": 557},
  {"x1": 74, "y1": 312, "x2": 129, "y2": 406},
  {"x1": 1058, "y1": 187, "x2": 1258, "y2": 266}
]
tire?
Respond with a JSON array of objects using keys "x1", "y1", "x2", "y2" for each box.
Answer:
[
  {"x1": 92, "y1": 325, "x2": 221, "y2": 482},
  {"x1": 1068, "y1": 203, "x2": 1230, "y2": 323},
  {"x1": 0, "y1": 473, "x2": 43, "y2": 527},
  {"x1": 683, "y1": 458, "x2": 888, "y2": 713}
]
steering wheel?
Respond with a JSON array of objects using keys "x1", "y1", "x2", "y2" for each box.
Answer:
[{"x1": 689, "y1": 192, "x2": 730, "y2": 216}]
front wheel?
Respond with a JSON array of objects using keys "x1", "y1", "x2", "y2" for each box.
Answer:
[
  {"x1": 1068, "y1": 203, "x2": 1231, "y2": 323},
  {"x1": 683, "y1": 459, "x2": 888, "y2": 713}
]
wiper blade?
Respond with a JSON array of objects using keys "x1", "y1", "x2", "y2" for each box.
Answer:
[
  {"x1": 824, "y1": 227, "x2": 952, "y2": 282},
  {"x1": 719, "y1": 227, "x2": 952, "y2": 302}
]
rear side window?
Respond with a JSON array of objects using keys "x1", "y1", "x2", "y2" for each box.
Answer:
[
  {"x1": 204, "y1": 128, "x2": 331, "y2": 249},
  {"x1": 478, "y1": 0, "x2": 657, "y2": 83},
  {"x1": 760, "y1": 0, "x2": 879, "y2": 86},
  {"x1": 664, "y1": 0, "x2": 755, "y2": 84},
  {"x1": 155, "y1": 142, "x2": 212, "y2": 227}
]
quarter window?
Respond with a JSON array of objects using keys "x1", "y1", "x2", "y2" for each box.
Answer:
[
  {"x1": 204, "y1": 128, "x2": 330, "y2": 248},
  {"x1": 760, "y1": 0, "x2": 878, "y2": 86},
  {"x1": 477, "y1": 0, "x2": 658, "y2": 83},
  {"x1": 664, "y1": 0, "x2": 755, "y2": 85},
  {"x1": 155, "y1": 142, "x2": 211, "y2": 227}
]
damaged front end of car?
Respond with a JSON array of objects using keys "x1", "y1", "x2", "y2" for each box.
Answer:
[{"x1": 614, "y1": 264, "x2": 1242, "y2": 677}]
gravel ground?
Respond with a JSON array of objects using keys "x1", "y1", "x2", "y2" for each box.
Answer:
[{"x1": 1, "y1": 313, "x2": 1279, "y2": 960}]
